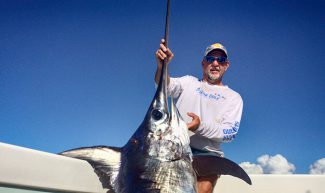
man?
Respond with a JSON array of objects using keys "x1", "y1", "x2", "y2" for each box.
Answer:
[{"x1": 155, "y1": 39, "x2": 243, "y2": 193}]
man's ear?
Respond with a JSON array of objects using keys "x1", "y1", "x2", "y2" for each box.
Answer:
[
  {"x1": 225, "y1": 61, "x2": 230, "y2": 71},
  {"x1": 201, "y1": 60, "x2": 205, "y2": 67}
]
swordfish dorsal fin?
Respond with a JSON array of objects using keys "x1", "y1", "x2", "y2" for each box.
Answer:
[
  {"x1": 60, "y1": 146, "x2": 121, "y2": 193},
  {"x1": 193, "y1": 155, "x2": 252, "y2": 185}
]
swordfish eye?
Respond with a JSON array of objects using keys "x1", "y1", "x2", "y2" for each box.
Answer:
[{"x1": 151, "y1": 109, "x2": 163, "y2": 120}]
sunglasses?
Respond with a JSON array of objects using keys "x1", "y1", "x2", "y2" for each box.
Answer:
[{"x1": 204, "y1": 56, "x2": 228, "y2": 64}]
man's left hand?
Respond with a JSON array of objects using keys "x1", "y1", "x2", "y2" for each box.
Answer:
[{"x1": 187, "y1": 112, "x2": 200, "y2": 132}]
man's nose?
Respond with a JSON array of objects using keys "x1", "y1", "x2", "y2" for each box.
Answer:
[{"x1": 211, "y1": 60, "x2": 220, "y2": 66}]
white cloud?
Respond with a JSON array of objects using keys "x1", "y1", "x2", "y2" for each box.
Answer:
[
  {"x1": 239, "y1": 162, "x2": 263, "y2": 174},
  {"x1": 240, "y1": 154, "x2": 295, "y2": 174},
  {"x1": 257, "y1": 154, "x2": 295, "y2": 174},
  {"x1": 309, "y1": 158, "x2": 325, "y2": 174}
]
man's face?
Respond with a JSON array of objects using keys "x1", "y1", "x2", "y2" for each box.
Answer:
[{"x1": 202, "y1": 49, "x2": 229, "y2": 85}]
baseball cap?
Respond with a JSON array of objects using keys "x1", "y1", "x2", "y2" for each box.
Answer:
[{"x1": 204, "y1": 43, "x2": 228, "y2": 58}]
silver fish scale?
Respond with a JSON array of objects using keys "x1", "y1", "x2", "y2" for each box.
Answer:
[
  {"x1": 146, "y1": 135, "x2": 183, "y2": 161},
  {"x1": 135, "y1": 158, "x2": 196, "y2": 193}
]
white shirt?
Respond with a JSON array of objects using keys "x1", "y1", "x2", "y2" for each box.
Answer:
[{"x1": 168, "y1": 75, "x2": 243, "y2": 155}]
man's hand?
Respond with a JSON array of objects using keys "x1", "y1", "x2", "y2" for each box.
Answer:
[
  {"x1": 187, "y1": 112, "x2": 201, "y2": 132},
  {"x1": 155, "y1": 39, "x2": 174, "y2": 69},
  {"x1": 155, "y1": 39, "x2": 173, "y2": 85}
]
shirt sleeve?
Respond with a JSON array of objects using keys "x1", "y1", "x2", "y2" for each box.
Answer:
[
  {"x1": 168, "y1": 76, "x2": 192, "y2": 98},
  {"x1": 194, "y1": 94, "x2": 243, "y2": 143}
]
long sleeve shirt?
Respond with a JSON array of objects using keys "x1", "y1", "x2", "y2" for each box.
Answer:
[{"x1": 168, "y1": 75, "x2": 243, "y2": 155}]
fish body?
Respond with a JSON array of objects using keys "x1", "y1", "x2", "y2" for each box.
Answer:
[{"x1": 61, "y1": 62, "x2": 197, "y2": 192}]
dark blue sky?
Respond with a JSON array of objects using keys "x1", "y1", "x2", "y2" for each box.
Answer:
[{"x1": 0, "y1": 0, "x2": 324, "y2": 173}]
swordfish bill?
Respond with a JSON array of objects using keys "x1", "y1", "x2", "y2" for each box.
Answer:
[{"x1": 60, "y1": 32, "x2": 197, "y2": 193}]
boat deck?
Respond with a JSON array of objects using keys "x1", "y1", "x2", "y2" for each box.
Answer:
[{"x1": 1, "y1": 142, "x2": 324, "y2": 193}]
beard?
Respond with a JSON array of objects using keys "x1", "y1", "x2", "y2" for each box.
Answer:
[
  {"x1": 207, "y1": 68, "x2": 223, "y2": 82},
  {"x1": 208, "y1": 72, "x2": 220, "y2": 81}
]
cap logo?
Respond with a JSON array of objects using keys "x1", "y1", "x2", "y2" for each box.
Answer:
[
  {"x1": 211, "y1": 43, "x2": 223, "y2": 49},
  {"x1": 204, "y1": 42, "x2": 228, "y2": 58}
]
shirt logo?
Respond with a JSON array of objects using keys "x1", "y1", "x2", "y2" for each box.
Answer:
[
  {"x1": 223, "y1": 121, "x2": 240, "y2": 141},
  {"x1": 195, "y1": 87, "x2": 226, "y2": 101}
]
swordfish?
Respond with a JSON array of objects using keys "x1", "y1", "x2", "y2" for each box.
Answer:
[{"x1": 60, "y1": 59, "x2": 197, "y2": 192}]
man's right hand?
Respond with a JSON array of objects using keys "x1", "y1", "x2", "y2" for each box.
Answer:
[
  {"x1": 154, "y1": 39, "x2": 173, "y2": 84},
  {"x1": 155, "y1": 39, "x2": 174, "y2": 69}
]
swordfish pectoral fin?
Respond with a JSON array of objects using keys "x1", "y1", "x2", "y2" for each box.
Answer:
[
  {"x1": 59, "y1": 146, "x2": 121, "y2": 192},
  {"x1": 193, "y1": 155, "x2": 252, "y2": 185}
]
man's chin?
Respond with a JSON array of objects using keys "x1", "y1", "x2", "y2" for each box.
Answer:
[{"x1": 208, "y1": 74, "x2": 220, "y2": 82}]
